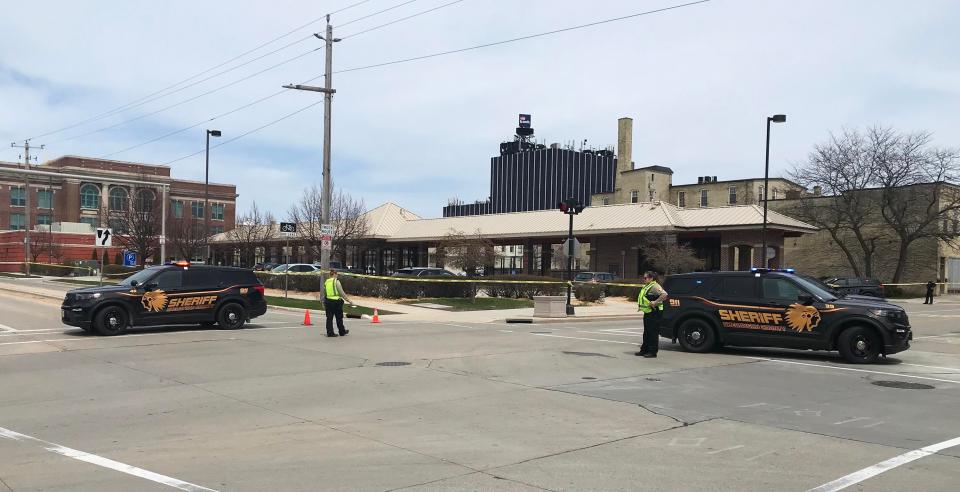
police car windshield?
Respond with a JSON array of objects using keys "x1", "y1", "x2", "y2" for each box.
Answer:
[
  {"x1": 791, "y1": 276, "x2": 838, "y2": 302},
  {"x1": 118, "y1": 268, "x2": 158, "y2": 286}
]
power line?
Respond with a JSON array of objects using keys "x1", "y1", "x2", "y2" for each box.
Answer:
[
  {"x1": 338, "y1": 0, "x2": 420, "y2": 28},
  {"x1": 26, "y1": 0, "x2": 372, "y2": 141},
  {"x1": 334, "y1": 0, "x2": 712, "y2": 75},
  {"x1": 341, "y1": 0, "x2": 467, "y2": 39},
  {"x1": 48, "y1": 47, "x2": 322, "y2": 145},
  {"x1": 162, "y1": 100, "x2": 324, "y2": 166}
]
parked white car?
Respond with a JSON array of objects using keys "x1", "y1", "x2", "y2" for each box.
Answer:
[{"x1": 271, "y1": 264, "x2": 322, "y2": 273}]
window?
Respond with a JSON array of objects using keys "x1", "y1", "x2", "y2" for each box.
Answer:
[
  {"x1": 665, "y1": 277, "x2": 708, "y2": 295},
  {"x1": 153, "y1": 270, "x2": 183, "y2": 290},
  {"x1": 172, "y1": 200, "x2": 183, "y2": 218},
  {"x1": 80, "y1": 184, "x2": 100, "y2": 209},
  {"x1": 212, "y1": 203, "x2": 225, "y2": 221},
  {"x1": 678, "y1": 191, "x2": 686, "y2": 208},
  {"x1": 191, "y1": 224, "x2": 205, "y2": 238},
  {"x1": 758, "y1": 185, "x2": 765, "y2": 202},
  {"x1": 10, "y1": 186, "x2": 25, "y2": 207},
  {"x1": 9, "y1": 213, "x2": 25, "y2": 230},
  {"x1": 38, "y1": 189, "x2": 53, "y2": 209},
  {"x1": 211, "y1": 225, "x2": 224, "y2": 235},
  {"x1": 651, "y1": 173, "x2": 655, "y2": 181},
  {"x1": 185, "y1": 269, "x2": 218, "y2": 289},
  {"x1": 191, "y1": 201, "x2": 204, "y2": 219},
  {"x1": 729, "y1": 186, "x2": 737, "y2": 204},
  {"x1": 719, "y1": 277, "x2": 755, "y2": 298},
  {"x1": 700, "y1": 189, "x2": 708, "y2": 207},
  {"x1": 772, "y1": 188, "x2": 780, "y2": 200},
  {"x1": 762, "y1": 278, "x2": 806, "y2": 301},
  {"x1": 80, "y1": 217, "x2": 98, "y2": 228},
  {"x1": 109, "y1": 187, "x2": 129, "y2": 211},
  {"x1": 630, "y1": 190, "x2": 639, "y2": 203},
  {"x1": 37, "y1": 215, "x2": 52, "y2": 226},
  {"x1": 135, "y1": 189, "x2": 155, "y2": 213},
  {"x1": 108, "y1": 217, "x2": 128, "y2": 234},
  {"x1": 648, "y1": 188, "x2": 655, "y2": 201}
]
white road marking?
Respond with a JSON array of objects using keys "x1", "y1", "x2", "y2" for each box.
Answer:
[
  {"x1": 900, "y1": 362, "x2": 960, "y2": 372},
  {"x1": 746, "y1": 357, "x2": 960, "y2": 385},
  {"x1": 833, "y1": 417, "x2": 869, "y2": 425},
  {"x1": 498, "y1": 330, "x2": 514, "y2": 333},
  {"x1": 745, "y1": 451, "x2": 776, "y2": 461},
  {"x1": 913, "y1": 334, "x2": 960, "y2": 340},
  {"x1": 0, "y1": 426, "x2": 217, "y2": 491},
  {"x1": 531, "y1": 333, "x2": 635, "y2": 345},
  {"x1": 739, "y1": 403, "x2": 768, "y2": 408},
  {"x1": 794, "y1": 410, "x2": 822, "y2": 417},
  {"x1": 579, "y1": 330, "x2": 644, "y2": 337},
  {"x1": 861, "y1": 421, "x2": 885, "y2": 428},
  {"x1": 707, "y1": 444, "x2": 744, "y2": 454},
  {"x1": 0, "y1": 323, "x2": 18, "y2": 332},
  {"x1": 807, "y1": 436, "x2": 960, "y2": 492},
  {"x1": 668, "y1": 437, "x2": 706, "y2": 447}
]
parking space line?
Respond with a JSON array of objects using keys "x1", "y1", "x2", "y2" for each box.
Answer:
[
  {"x1": 0, "y1": 426, "x2": 217, "y2": 491},
  {"x1": 746, "y1": 357, "x2": 960, "y2": 385},
  {"x1": 808, "y1": 436, "x2": 960, "y2": 492},
  {"x1": 833, "y1": 417, "x2": 869, "y2": 425},
  {"x1": 707, "y1": 444, "x2": 744, "y2": 454}
]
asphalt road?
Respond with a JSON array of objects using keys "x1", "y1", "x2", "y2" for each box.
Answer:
[{"x1": 0, "y1": 290, "x2": 958, "y2": 491}]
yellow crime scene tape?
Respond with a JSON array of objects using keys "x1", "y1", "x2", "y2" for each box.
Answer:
[
  {"x1": 1, "y1": 262, "x2": 96, "y2": 275},
  {"x1": 258, "y1": 270, "x2": 572, "y2": 285}
]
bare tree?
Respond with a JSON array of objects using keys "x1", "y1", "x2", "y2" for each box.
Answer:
[
  {"x1": 29, "y1": 227, "x2": 63, "y2": 264},
  {"x1": 642, "y1": 237, "x2": 704, "y2": 274},
  {"x1": 436, "y1": 229, "x2": 497, "y2": 276},
  {"x1": 288, "y1": 185, "x2": 368, "y2": 263},
  {"x1": 167, "y1": 216, "x2": 205, "y2": 262},
  {"x1": 789, "y1": 129, "x2": 883, "y2": 277},
  {"x1": 229, "y1": 201, "x2": 276, "y2": 267},
  {"x1": 110, "y1": 188, "x2": 162, "y2": 266}
]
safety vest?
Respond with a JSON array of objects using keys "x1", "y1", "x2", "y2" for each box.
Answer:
[
  {"x1": 638, "y1": 281, "x2": 664, "y2": 314},
  {"x1": 324, "y1": 277, "x2": 341, "y2": 301}
]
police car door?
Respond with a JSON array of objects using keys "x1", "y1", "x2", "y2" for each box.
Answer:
[
  {"x1": 173, "y1": 269, "x2": 221, "y2": 322},
  {"x1": 137, "y1": 268, "x2": 187, "y2": 324},
  {"x1": 711, "y1": 275, "x2": 765, "y2": 343},
  {"x1": 760, "y1": 276, "x2": 827, "y2": 346}
]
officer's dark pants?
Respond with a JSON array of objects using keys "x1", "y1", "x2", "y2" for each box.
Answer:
[
  {"x1": 640, "y1": 310, "x2": 663, "y2": 355},
  {"x1": 325, "y1": 299, "x2": 345, "y2": 335},
  {"x1": 925, "y1": 291, "x2": 934, "y2": 304}
]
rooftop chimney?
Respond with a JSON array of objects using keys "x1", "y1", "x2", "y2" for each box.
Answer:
[
  {"x1": 617, "y1": 117, "x2": 633, "y2": 174},
  {"x1": 698, "y1": 176, "x2": 704, "y2": 184},
  {"x1": 813, "y1": 185, "x2": 822, "y2": 196}
]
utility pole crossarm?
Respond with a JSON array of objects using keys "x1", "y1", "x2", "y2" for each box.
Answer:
[{"x1": 282, "y1": 84, "x2": 336, "y2": 94}]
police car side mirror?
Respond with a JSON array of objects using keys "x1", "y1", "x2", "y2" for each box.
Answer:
[
  {"x1": 144, "y1": 282, "x2": 159, "y2": 291},
  {"x1": 797, "y1": 294, "x2": 815, "y2": 305}
]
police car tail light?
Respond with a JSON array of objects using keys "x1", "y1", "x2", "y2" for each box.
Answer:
[{"x1": 253, "y1": 285, "x2": 265, "y2": 295}]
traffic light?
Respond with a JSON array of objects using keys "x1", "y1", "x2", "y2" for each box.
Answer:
[{"x1": 558, "y1": 198, "x2": 584, "y2": 215}]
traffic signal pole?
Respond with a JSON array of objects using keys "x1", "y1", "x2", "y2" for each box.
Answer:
[{"x1": 565, "y1": 211, "x2": 575, "y2": 315}]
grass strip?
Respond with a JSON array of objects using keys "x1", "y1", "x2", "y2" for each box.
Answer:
[{"x1": 264, "y1": 296, "x2": 397, "y2": 316}]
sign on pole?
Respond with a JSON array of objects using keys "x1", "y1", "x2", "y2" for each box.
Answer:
[
  {"x1": 123, "y1": 251, "x2": 137, "y2": 267},
  {"x1": 279, "y1": 222, "x2": 297, "y2": 235},
  {"x1": 95, "y1": 228, "x2": 113, "y2": 247},
  {"x1": 320, "y1": 223, "x2": 334, "y2": 235},
  {"x1": 321, "y1": 235, "x2": 332, "y2": 251},
  {"x1": 561, "y1": 238, "x2": 581, "y2": 257},
  {"x1": 519, "y1": 114, "x2": 531, "y2": 128}
]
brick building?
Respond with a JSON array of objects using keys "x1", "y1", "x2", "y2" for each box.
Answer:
[{"x1": 0, "y1": 156, "x2": 237, "y2": 269}]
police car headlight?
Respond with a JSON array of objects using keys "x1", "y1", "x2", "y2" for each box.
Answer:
[
  {"x1": 871, "y1": 308, "x2": 905, "y2": 319},
  {"x1": 75, "y1": 293, "x2": 101, "y2": 301}
]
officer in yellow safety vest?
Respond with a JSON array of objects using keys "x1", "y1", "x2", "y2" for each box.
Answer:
[
  {"x1": 636, "y1": 270, "x2": 669, "y2": 358},
  {"x1": 322, "y1": 269, "x2": 353, "y2": 337}
]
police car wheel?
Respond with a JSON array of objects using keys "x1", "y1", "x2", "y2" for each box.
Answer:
[
  {"x1": 94, "y1": 306, "x2": 128, "y2": 336},
  {"x1": 838, "y1": 326, "x2": 880, "y2": 364},
  {"x1": 677, "y1": 318, "x2": 716, "y2": 353},
  {"x1": 217, "y1": 303, "x2": 246, "y2": 330}
]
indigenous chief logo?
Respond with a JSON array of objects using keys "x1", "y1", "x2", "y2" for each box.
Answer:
[
  {"x1": 141, "y1": 290, "x2": 169, "y2": 312},
  {"x1": 785, "y1": 304, "x2": 822, "y2": 332}
]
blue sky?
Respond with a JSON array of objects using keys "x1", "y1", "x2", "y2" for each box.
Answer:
[{"x1": 2, "y1": 0, "x2": 959, "y2": 218}]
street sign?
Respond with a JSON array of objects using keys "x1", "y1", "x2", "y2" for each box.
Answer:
[
  {"x1": 519, "y1": 114, "x2": 531, "y2": 129},
  {"x1": 766, "y1": 246, "x2": 777, "y2": 259},
  {"x1": 321, "y1": 235, "x2": 332, "y2": 251},
  {"x1": 320, "y1": 223, "x2": 334, "y2": 235},
  {"x1": 279, "y1": 222, "x2": 297, "y2": 234},
  {"x1": 95, "y1": 228, "x2": 113, "y2": 247},
  {"x1": 123, "y1": 251, "x2": 137, "y2": 267},
  {"x1": 561, "y1": 238, "x2": 581, "y2": 257}
]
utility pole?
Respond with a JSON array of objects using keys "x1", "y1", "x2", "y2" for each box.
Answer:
[
  {"x1": 283, "y1": 14, "x2": 339, "y2": 269},
  {"x1": 11, "y1": 140, "x2": 43, "y2": 275}
]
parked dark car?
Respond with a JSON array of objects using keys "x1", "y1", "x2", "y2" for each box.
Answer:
[
  {"x1": 799, "y1": 274, "x2": 886, "y2": 302},
  {"x1": 574, "y1": 272, "x2": 618, "y2": 283},
  {"x1": 823, "y1": 277, "x2": 885, "y2": 298},
  {"x1": 254, "y1": 262, "x2": 279, "y2": 272},
  {"x1": 392, "y1": 267, "x2": 458, "y2": 277},
  {"x1": 61, "y1": 262, "x2": 267, "y2": 336},
  {"x1": 661, "y1": 269, "x2": 911, "y2": 363}
]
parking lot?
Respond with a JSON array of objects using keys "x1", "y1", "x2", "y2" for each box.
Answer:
[{"x1": 1, "y1": 291, "x2": 959, "y2": 491}]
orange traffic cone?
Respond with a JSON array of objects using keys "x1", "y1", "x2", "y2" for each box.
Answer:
[
  {"x1": 371, "y1": 308, "x2": 381, "y2": 324},
  {"x1": 303, "y1": 309, "x2": 313, "y2": 326}
]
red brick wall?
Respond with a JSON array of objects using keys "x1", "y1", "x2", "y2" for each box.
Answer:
[{"x1": 0, "y1": 231, "x2": 124, "y2": 272}]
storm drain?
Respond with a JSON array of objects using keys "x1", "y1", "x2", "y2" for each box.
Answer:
[
  {"x1": 375, "y1": 361, "x2": 411, "y2": 367},
  {"x1": 562, "y1": 351, "x2": 612, "y2": 358},
  {"x1": 871, "y1": 380, "x2": 934, "y2": 390}
]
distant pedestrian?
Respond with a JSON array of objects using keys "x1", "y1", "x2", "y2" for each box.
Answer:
[
  {"x1": 636, "y1": 271, "x2": 669, "y2": 358},
  {"x1": 322, "y1": 269, "x2": 352, "y2": 337},
  {"x1": 925, "y1": 280, "x2": 936, "y2": 305}
]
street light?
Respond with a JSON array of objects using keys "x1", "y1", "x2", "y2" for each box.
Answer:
[
  {"x1": 205, "y1": 129, "x2": 222, "y2": 264},
  {"x1": 761, "y1": 114, "x2": 786, "y2": 269}
]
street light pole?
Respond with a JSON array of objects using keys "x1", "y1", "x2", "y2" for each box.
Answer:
[
  {"x1": 204, "y1": 129, "x2": 221, "y2": 264},
  {"x1": 283, "y1": 15, "x2": 340, "y2": 269},
  {"x1": 565, "y1": 211, "x2": 575, "y2": 315},
  {"x1": 761, "y1": 114, "x2": 786, "y2": 269}
]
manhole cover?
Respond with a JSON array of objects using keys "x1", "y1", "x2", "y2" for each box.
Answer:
[
  {"x1": 871, "y1": 380, "x2": 934, "y2": 390},
  {"x1": 562, "y1": 351, "x2": 612, "y2": 358},
  {"x1": 375, "y1": 361, "x2": 411, "y2": 367},
  {"x1": 582, "y1": 377, "x2": 597, "y2": 380}
]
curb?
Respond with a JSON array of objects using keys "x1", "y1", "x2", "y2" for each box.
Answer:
[{"x1": 0, "y1": 283, "x2": 63, "y2": 301}]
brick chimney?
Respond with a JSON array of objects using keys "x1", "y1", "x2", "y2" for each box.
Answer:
[{"x1": 617, "y1": 117, "x2": 633, "y2": 174}]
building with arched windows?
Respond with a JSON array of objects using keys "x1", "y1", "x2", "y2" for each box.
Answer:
[{"x1": 0, "y1": 155, "x2": 237, "y2": 267}]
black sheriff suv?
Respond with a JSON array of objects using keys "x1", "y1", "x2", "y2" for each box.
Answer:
[
  {"x1": 660, "y1": 269, "x2": 912, "y2": 363},
  {"x1": 61, "y1": 262, "x2": 268, "y2": 335}
]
